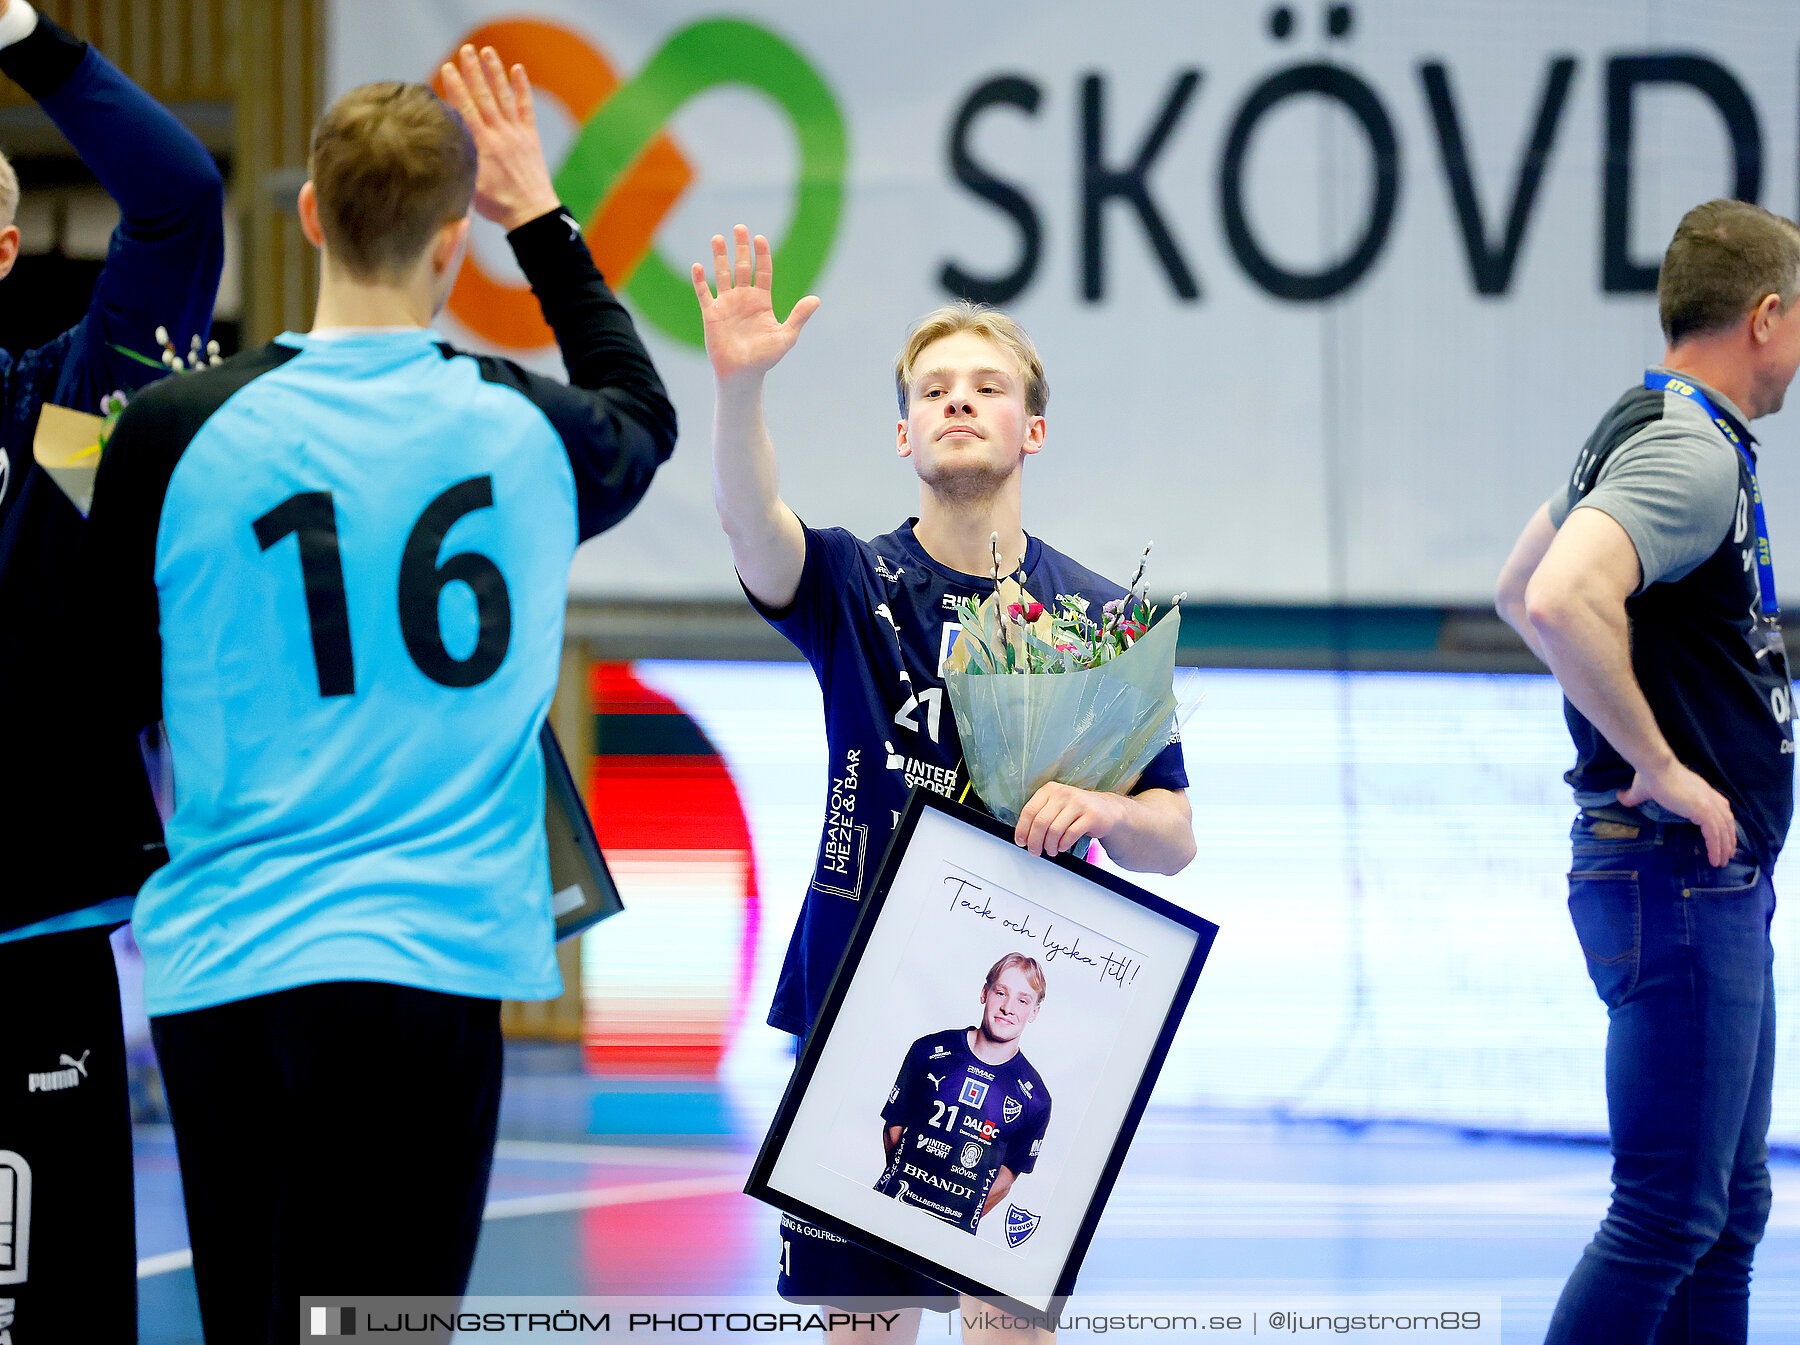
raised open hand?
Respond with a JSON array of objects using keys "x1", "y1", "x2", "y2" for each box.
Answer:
[
  {"x1": 439, "y1": 44, "x2": 560, "y2": 232},
  {"x1": 690, "y1": 225, "x2": 820, "y2": 384}
]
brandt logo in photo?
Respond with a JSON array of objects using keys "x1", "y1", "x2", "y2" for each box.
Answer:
[
  {"x1": 1006, "y1": 1205, "x2": 1041, "y2": 1247},
  {"x1": 958, "y1": 1077, "x2": 989, "y2": 1108},
  {"x1": 27, "y1": 1049, "x2": 89, "y2": 1094},
  {"x1": 901, "y1": 1163, "x2": 974, "y2": 1198},
  {"x1": 1003, "y1": 1095, "x2": 1022, "y2": 1124}
]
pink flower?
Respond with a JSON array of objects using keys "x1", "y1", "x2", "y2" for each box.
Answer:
[
  {"x1": 1024, "y1": 602, "x2": 1044, "y2": 621},
  {"x1": 1055, "y1": 643, "x2": 1077, "y2": 652},
  {"x1": 1120, "y1": 621, "x2": 1147, "y2": 641}
]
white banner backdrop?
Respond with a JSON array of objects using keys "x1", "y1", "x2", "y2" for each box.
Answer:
[
  {"x1": 639, "y1": 660, "x2": 1800, "y2": 1144},
  {"x1": 329, "y1": 1, "x2": 1800, "y2": 604}
]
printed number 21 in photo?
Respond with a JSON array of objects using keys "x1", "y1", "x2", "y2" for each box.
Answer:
[{"x1": 254, "y1": 474, "x2": 512, "y2": 696}]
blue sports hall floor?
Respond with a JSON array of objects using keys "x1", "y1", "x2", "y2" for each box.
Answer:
[
  {"x1": 133, "y1": 1044, "x2": 1800, "y2": 1344},
  {"x1": 127, "y1": 669, "x2": 1800, "y2": 1340}
]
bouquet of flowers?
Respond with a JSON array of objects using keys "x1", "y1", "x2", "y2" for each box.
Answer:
[
  {"x1": 943, "y1": 537, "x2": 1183, "y2": 826},
  {"x1": 35, "y1": 328, "x2": 220, "y2": 516}
]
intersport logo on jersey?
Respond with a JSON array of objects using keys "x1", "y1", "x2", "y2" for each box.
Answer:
[{"x1": 434, "y1": 16, "x2": 847, "y2": 353}]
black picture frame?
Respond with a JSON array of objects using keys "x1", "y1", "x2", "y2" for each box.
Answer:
[
  {"x1": 745, "y1": 788, "x2": 1218, "y2": 1316},
  {"x1": 542, "y1": 723, "x2": 623, "y2": 941}
]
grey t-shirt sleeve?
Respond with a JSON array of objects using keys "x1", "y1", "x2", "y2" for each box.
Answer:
[
  {"x1": 1547, "y1": 486, "x2": 1572, "y2": 528},
  {"x1": 1564, "y1": 429, "x2": 1740, "y2": 590}
]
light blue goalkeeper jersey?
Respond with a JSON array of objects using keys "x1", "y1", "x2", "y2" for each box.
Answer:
[{"x1": 83, "y1": 209, "x2": 675, "y2": 1015}]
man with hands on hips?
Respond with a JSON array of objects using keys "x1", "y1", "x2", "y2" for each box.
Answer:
[{"x1": 1497, "y1": 198, "x2": 1800, "y2": 1345}]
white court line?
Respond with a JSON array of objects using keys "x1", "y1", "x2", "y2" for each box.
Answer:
[
  {"x1": 138, "y1": 1128, "x2": 746, "y2": 1171},
  {"x1": 137, "y1": 1248, "x2": 194, "y2": 1278},
  {"x1": 137, "y1": 1166, "x2": 749, "y2": 1278},
  {"x1": 493, "y1": 1139, "x2": 747, "y2": 1171},
  {"x1": 482, "y1": 1172, "x2": 748, "y2": 1220}
]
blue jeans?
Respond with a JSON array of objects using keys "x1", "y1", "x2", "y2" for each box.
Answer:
[{"x1": 1545, "y1": 813, "x2": 1778, "y2": 1345}]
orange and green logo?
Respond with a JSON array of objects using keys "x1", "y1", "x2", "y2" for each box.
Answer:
[{"x1": 434, "y1": 17, "x2": 847, "y2": 351}]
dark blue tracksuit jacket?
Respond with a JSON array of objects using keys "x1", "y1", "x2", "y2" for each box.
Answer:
[{"x1": 0, "y1": 13, "x2": 224, "y2": 932}]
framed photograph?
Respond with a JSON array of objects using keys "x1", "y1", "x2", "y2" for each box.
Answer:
[
  {"x1": 542, "y1": 723, "x2": 623, "y2": 941},
  {"x1": 746, "y1": 789, "x2": 1218, "y2": 1315}
]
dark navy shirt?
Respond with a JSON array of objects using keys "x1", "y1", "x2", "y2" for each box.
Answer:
[
  {"x1": 876, "y1": 1027, "x2": 1051, "y2": 1233},
  {"x1": 752, "y1": 521, "x2": 1188, "y2": 1035},
  {"x1": 0, "y1": 14, "x2": 225, "y2": 932},
  {"x1": 1556, "y1": 379, "x2": 1794, "y2": 865}
]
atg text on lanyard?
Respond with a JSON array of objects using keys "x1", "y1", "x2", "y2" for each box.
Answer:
[{"x1": 1645, "y1": 370, "x2": 1779, "y2": 617}]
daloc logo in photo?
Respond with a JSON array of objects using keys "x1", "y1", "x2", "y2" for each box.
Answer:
[{"x1": 1006, "y1": 1205, "x2": 1040, "y2": 1247}]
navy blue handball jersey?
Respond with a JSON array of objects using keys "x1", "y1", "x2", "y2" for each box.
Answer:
[
  {"x1": 81, "y1": 208, "x2": 675, "y2": 1016},
  {"x1": 0, "y1": 12, "x2": 224, "y2": 932},
  {"x1": 876, "y1": 1027, "x2": 1052, "y2": 1233},
  {"x1": 752, "y1": 522, "x2": 1189, "y2": 1035}
]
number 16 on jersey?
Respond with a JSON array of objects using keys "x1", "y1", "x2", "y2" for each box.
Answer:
[{"x1": 254, "y1": 474, "x2": 513, "y2": 696}]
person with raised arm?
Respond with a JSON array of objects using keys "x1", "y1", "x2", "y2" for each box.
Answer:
[
  {"x1": 693, "y1": 228, "x2": 1193, "y2": 1339},
  {"x1": 80, "y1": 47, "x2": 674, "y2": 1340},
  {"x1": 0, "y1": 2, "x2": 224, "y2": 1336}
]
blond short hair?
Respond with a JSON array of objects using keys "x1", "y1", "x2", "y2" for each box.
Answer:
[
  {"x1": 895, "y1": 300, "x2": 1048, "y2": 417},
  {"x1": 984, "y1": 952, "x2": 1047, "y2": 1002},
  {"x1": 0, "y1": 150, "x2": 17, "y2": 230},
  {"x1": 309, "y1": 82, "x2": 476, "y2": 281}
]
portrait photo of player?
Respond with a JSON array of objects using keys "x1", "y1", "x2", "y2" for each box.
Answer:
[{"x1": 874, "y1": 952, "x2": 1053, "y2": 1235}]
